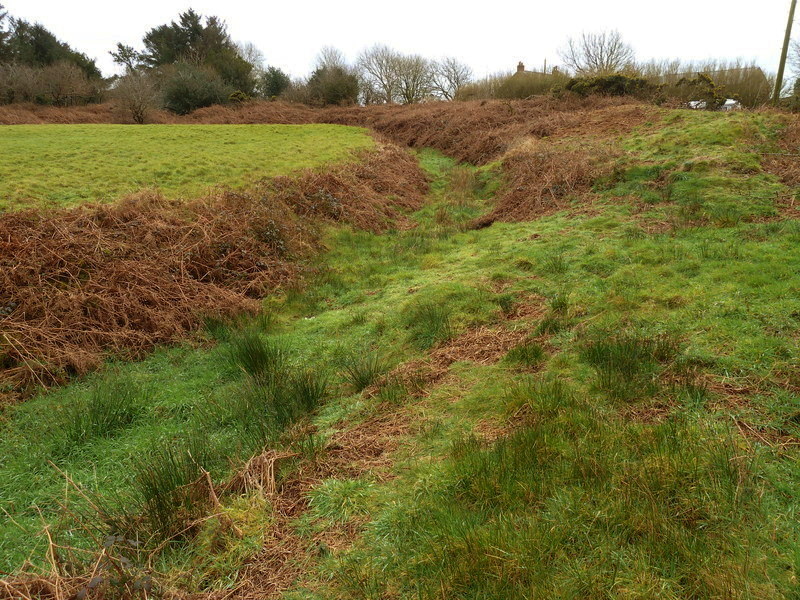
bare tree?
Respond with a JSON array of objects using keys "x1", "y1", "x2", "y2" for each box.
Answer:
[
  {"x1": 237, "y1": 41, "x2": 266, "y2": 75},
  {"x1": 357, "y1": 44, "x2": 401, "y2": 103},
  {"x1": 0, "y1": 64, "x2": 39, "y2": 103},
  {"x1": 40, "y1": 62, "x2": 94, "y2": 105},
  {"x1": 558, "y1": 30, "x2": 635, "y2": 76},
  {"x1": 789, "y1": 41, "x2": 800, "y2": 87},
  {"x1": 431, "y1": 57, "x2": 473, "y2": 100},
  {"x1": 316, "y1": 45, "x2": 347, "y2": 70},
  {"x1": 114, "y1": 70, "x2": 159, "y2": 123},
  {"x1": 357, "y1": 74, "x2": 381, "y2": 105},
  {"x1": 395, "y1": 54, "x2": 433, "y2": 104}
]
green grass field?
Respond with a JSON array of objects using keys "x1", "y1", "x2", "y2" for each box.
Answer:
[
  {"x1": 1, "y1": 109, "x2": 799, "y2": 597},
  {"x1": 0, "y1": 124, "x2": 373, "y2": 210}
]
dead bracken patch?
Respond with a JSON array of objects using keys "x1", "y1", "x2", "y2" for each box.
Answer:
[
  {"x1": 202, "y1": 407, "x2": 411, "y2": 599},
  {"x1": 0, "y1": 145, "x2": 427, "y2": 397},
  {"x1": 430, "y1": 325, "x2": 530, "y2": 368},
  {"x1": 763, "y1": 118, "x2": 800, "y2": 188},
  {"x1": 326, "y1": 408, "x2": 412, "y2": 479},
  {"x1": 621, "y1": 400, "x2": 676, "y2": 424},
  {"x1": 370, "y1": 298, "x2": 547, "y2": 398},
  {"x1": 475, "y1": 141, "x2": 616, "y2": 224},
  {"x1": 703, "y1": 375, "x2": 758, "y2": 410}
]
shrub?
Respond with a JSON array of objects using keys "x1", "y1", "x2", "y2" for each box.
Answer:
[
  {"x1": 260, "y1": 66, "x2": 291, "y2": 99},
  {"x1": 497, "y1": 71, "x2": 570, "y2": 99},
  {"x1": 0, "y1": 61, "x2": 99, "y2": 105},
  {"x1": 160, "y1": 62, "x2": 231, "y2": 114},
  {"x1": 113, "y1": 70, "x2": 158, "y2": 124},
  {"x1": 307, "y1": 65, "x2": 359, "y2": 106},
  {"x1": 565, "y1": 73, "x2": 659, "y2": 99},
  {"x1": 675, "y1": 72, "x2": 727, "y2": 110},
  {"x1": 228, "y1": 89, "x2": 249, "y2": 103}
]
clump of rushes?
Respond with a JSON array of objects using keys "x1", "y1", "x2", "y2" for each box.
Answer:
[
  {"x1": 496, "y1": 293, "x2": 516, "y2": 316},
  {"x1": 215, "y1": 367, "x2": 329, "y2": 452},
  {"x1": 404, "y1": 301, "x2": 453, "y2": 349},
  {"x1": 504, "y1": 340, "x2": 546, "y2": 369},
  {"x1": 62, "y1": 374, "x2": 147, "y2": 446},
  {"x1": 227, "y1": 330, "x2": 288, "y2": 382},
  {"x1": 548, "y1": 289, "x2": 570, "y2": 314},
  {"x1": 341, "y1": 350, "x2": 389, "y2": 392},
  {"x1": 579, "y1": 328, "x2": 682, "y2": 400},
  {"x1": 540, "y1": 251, "x2": 568, "y2": 275},
  {"x1": 129, "y1": 435, "x2": 223, "y2": 539}
]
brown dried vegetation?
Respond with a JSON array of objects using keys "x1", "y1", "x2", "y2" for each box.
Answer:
[
  {"x1": 191, "y1": 97, "x2": 649, "y2": 223},
  {"x1": 0, "y1": 145, "x2": 427, "y2": 396},
  {"x1": 762, "y1": 118, "x2": 800, "y2": 188}
]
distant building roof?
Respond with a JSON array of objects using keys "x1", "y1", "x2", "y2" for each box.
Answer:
[{"x1": 514, "y1": 62, "x2": 560, "y2": 77}]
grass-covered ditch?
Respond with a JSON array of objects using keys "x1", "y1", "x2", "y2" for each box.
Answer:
[{"x1": 2, "y1": 107, "x2": 800, "y2": 598}]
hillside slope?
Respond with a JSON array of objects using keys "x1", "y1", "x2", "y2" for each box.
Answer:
[{"x1": 2, "y1": 104, "x2": 799, "y2": 599}]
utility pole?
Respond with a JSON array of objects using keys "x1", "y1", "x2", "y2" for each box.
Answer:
[{"x1": 774, "y1": 0, "x2": 798, "y2": 105}]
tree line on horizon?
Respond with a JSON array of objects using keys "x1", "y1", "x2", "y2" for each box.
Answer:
[{"x1": 0, "y1": 5, "x2": 789, "y2": 119}]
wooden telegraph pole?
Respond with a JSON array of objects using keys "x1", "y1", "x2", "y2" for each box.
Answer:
[{"x1": 774, "y1": 0, "x2": 798, "y2": 105}]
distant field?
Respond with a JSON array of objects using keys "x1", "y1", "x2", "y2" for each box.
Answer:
[{"x1": 0, "y1": 124, "x2": 373, "y2": 210}]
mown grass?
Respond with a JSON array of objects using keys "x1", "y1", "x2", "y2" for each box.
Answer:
[
  {"x1": 0, "y1": 124, "x2": 374, "y2": 210},
  {"x1": 1, "y1": 110, "x2": 800, "y2": 597}
]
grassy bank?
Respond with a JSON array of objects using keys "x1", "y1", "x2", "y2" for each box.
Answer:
[
  {"x1": 1, "y1": 107, "x2": 799, "y2": 598},
  {"x1": 0, "y1": 124, "x2": 373, "y2": 210}
]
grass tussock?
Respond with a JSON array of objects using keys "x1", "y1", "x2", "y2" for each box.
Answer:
[
  {"x1": 62, "y1": 374, "x2": 148, "y2": 446},
  {"x1": 504, "y1": 340, "x2": 546, "y2": 369},
  {"x1": 227, "y1": 331, "x2": 288, "y2": 381},
  {"x1": 341, "y1": 350, "x2": 389, "y2": 392},
  {"x1": 403, "y1": 301, "x2": 454, "y2": 349},
  {"x1": 130, "y1": 437, "x2": 222, "y2": 539},
  {"x1": 336, "y1": 378, "x2": 773, "y2": 599},
  {"x1": 580, "y1": 328, "x2": 682, "y2": 400}
]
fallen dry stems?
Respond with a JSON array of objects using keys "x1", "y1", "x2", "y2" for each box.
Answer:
[{"x1": 0, "y1": 144, "x2": 427, "y2": 396}]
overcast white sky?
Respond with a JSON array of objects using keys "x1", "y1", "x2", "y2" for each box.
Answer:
[{"x1": 4, "y1": 0, "x2": 793, "y2": 78}]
